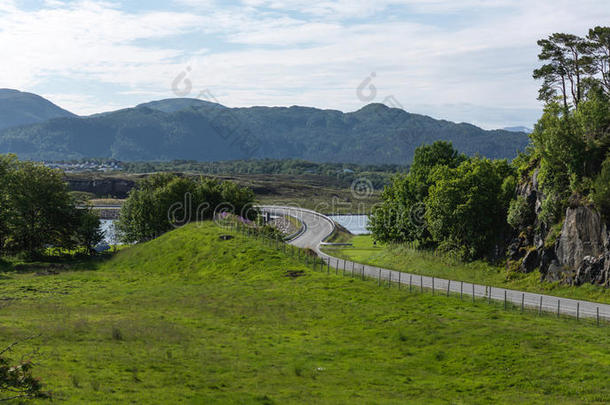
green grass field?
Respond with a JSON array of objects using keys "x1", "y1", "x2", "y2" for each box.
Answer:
[
  {"x1": 324, "y1": 234, "x2": 610, "y2": 305},
  {"x1": 2, "y1": 224, "x2": 610, "y2": 403}
]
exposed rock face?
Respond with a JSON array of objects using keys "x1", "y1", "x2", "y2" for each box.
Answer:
[
  {"x1": 520, "y1": 249, "x2": 539, "y2": 273},
  {"x1": 574, "y1": 255, "x2": 608, "y2": 286},
  {"x1": 556, "y1": 206, "x2": 609, "y2": 271},
  {"x1": 545, "y1": 262, "x2": 566, "y2": 283},
  {"x1": 510, "y1": 168, "x2": 610, "y2": 286},
  {"x1": 535, "y1": 205, "x2": 609, "y2": 286},
  {"x1": 66, "y1": 177, "x2": 135, "y2": 198},
  {"x1": 509, "y1": 169, "x2": 551, "y2": 275}
]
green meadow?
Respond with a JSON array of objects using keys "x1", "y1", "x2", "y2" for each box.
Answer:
[{"x1": 1, "y1": 223, "x2": 610, "y2": 403}]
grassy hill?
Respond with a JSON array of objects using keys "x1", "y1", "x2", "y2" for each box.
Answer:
[
  {"x1": 0, "y1": 89, "x2": 76, "y2": 130},
  {"x1": 0, "y1": 98, "x2": 529, "y2": 164},
  {"x1": 1, "y1": 223, "x2": 610, "y2": 403}
]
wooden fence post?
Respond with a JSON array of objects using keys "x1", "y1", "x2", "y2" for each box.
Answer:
[
  {"x1": 378, "y1": 269, "x2": 381, "y2": 286},
  {"x1": 597, "y1": 307, "x2": 600, "y2": 326},
  {"x1": 388, "y1": 272, "x2": 391, "y2": 288},
  {"x1": 446, "y1": 280, "x2": 450, "y2": 297},
  {"x1": 521, "y1": 293, "x2": 524, "y2": 312},
  {"x1": 504, "y1": 290, "x2": 507, "y2": 310},
  {"x1": 488, "y1": 286, "x2": 491, "y2": 304},
  {"x1": 472, "y1": 284, "x2": 475, "y2": 303},
  {"x1": 398, "y1": 272, "x2": 401, "y2": 290},
  {"x1": 539, "y1": 296, "x2": 543, "y2": 315},
  {"x1": 420, "y1": 275, "x2": 423, "y2": 293},
  {"x1": 577, "y1": 302, "x2": 580, "y2": 321},
  {"x1": 557, "y1": 300, "x2": 560, "y2": 318},
  {"x1": 432, "y1": 277, "x2": 435, "y2": 295},
  {"x1": 460, "y1": 281, "x2": 463, "y2": 300}
]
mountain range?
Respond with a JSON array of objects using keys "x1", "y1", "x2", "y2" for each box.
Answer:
[{"x1": 0, "y1": 90, "x2": 530, "y2": 164}]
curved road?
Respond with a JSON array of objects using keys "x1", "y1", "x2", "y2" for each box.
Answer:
[{"x1": 261, "y1": 205, "x2": 610, "y2": 321}]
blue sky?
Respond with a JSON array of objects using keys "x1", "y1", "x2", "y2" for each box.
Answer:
[{"x1": 1, "y1": 0, "x2": 609, "y2": 129}]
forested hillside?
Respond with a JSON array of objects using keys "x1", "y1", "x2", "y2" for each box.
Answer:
[{"x1": 0, "y1": 100, "x2": 528, "y2": 164}]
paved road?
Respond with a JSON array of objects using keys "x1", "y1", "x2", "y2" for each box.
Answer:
[
  {"x1": 260, "y1": 206, "x2": 334, "y2": 249},
  {"x1": 260, "y1": 205, "x2": 610, "y2": 321}
]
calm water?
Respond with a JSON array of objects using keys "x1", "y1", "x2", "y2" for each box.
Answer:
[
  {"x1": 328, "y1": 215, "x2": 370, "y2": 235},
  {"x1": 100, "y1": 215, "x2": 371, "y2": 244},
  {"x1": 100, "y1": 219, "x2": 119, "y2": 245}
]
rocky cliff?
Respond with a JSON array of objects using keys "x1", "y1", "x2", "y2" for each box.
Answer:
[
  {"x1": 508, "y1": 171, "x2": 610, "y2": 286},
  {"x1": 66, "y1": 176, "x2": 135, "y2": 199}
]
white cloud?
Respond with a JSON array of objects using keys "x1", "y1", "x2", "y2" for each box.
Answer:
[
  {"x1": 0, "y1": 1, "x2": 204, "y2": 89},
  {"x1": 42, "y1": 92, "x2": 125, "y2": 116},
  {"x1": 1, "y1": 0, "x2": 609, "y2": 128}
]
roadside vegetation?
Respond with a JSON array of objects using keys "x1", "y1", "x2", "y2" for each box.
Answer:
[
  {"x1": 325, "y1": 235, "x2": 610, "y2": 304},
  {"x1": 2, "y1": 223, "x2": 610, "y2": 403},
  {"x1": 369, "y1": 26, "x2": 610, "y2": 275}
]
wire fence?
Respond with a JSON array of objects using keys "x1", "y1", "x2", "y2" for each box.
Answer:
[{"x1": 225, "y1": 221, "x2": 610, "y2": 327}]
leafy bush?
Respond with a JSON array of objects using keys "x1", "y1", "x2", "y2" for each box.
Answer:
[
  {"x1": 593, "y1": 155, "x2": 610, "y2": 220},
  {"x1": 544, "y1": 222, "x2": 564, "y2": 249},
  {"x1": 507, "y1": 196, "x2": 535, "y2": 230},
  {"x1": 538, "y1": 193, "x2": 564, "y2": 228}
]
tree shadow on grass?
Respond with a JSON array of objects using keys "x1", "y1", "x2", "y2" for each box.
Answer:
[{"x1": 1, "y1": 251, "x2": 116, "y2": 276}]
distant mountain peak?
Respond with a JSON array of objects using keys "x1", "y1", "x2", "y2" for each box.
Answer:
[
  {"x1": 355, "y1": 103, "x2": 394, "y2": 112},
  {"x1": 0, "y1": 89, "x2": 75, "y2": 130},
  {"x1": 502, "y1": 126, "x2": 532, "y2": 134},
  {"x1": 136, "y1": 98, "x2": 223, "y2": 114},
  {"x1": 0, "y1": 88, "x2": 21, "y2": 96}
]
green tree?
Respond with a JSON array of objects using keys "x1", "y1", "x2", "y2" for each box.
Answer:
[
  {"x1": 117, "y1": 174, "x2": 257, "y2": 243},
  {"x1": 369, "y1": 141, "x2": 465, "y2": 244},
  {"x1": 0, "y1": 155, "x2": 17, "y2": 254},
  {"x1": 5, "y1": 161, "x2": 78, "y2": 256},
  {"x1": 533, "y1": 33, "x2": 594, "y2": 109},
  {"x1": 530, "y1": 103, "x2": 586, "y2": 198},
  {"x1": 425, "y1": 158, "x2": 514, "y2": 260},
  {"x1": 587, "y1": 26, "x2": 610, "y2": 95},
  {"x1": 527, "y1": 27, "x2": 610, "y2": 228},
  {"x1": 74, "y1": 208, "x2": 103, "y2": 253}
]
